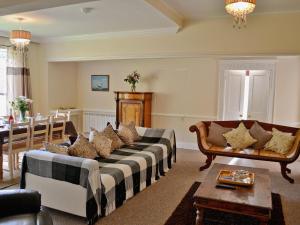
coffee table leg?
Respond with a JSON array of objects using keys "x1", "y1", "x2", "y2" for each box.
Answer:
[{"x1": 195, "y1": 208, "x2": 204, "y2": 225}]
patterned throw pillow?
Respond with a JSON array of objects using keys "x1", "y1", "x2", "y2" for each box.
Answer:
[
  {"x1": 118, "y1": 126, "x2": 135, "y2": 145},
  {"x1": 223, "y1": 122, "x2": 257, "y2": 149},
  {"x1": 264, "y1": 128, "x2": 295, "y2": 154},
  {"x1": 103, "y1": 124, "x2": 124, "y2": 151},
  {"x1": 120, "y1": 121, "x2": 141, "y2": 141},
  {"x1": 89, "y1": 131, "x2": 112, "y2": 158},
  {"x1": 206, "y1": 122, "x2": 232, "y2": 146},
  {"x1": 68, "y1": 134, "x2": 98, "y2": 159},
  {"x1": 43, "y1": 142, "x2": 69, "y2": 155}
]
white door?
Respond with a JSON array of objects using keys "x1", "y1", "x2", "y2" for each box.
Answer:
[
  {"x1": 222, "y1": 70, "x2": 272, "y2": 121},
  {"x1": 223, "y1": 70, "x2": 245, "y2": 120},
  {"x1": 248, "y1": 71, "x2": 270, "y2": 121}
]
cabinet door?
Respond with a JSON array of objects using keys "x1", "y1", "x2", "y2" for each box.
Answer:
[{"x1": 120, "y1": 100, "x2": 143, "y2": 126}]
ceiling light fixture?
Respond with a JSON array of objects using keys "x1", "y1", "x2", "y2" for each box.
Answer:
[
  {"x1": 225, "y1": 0, "x2": 256, "y2": 29},
  {"x1": 10, "y1": 18, "x2": 31, "y2": 52}
]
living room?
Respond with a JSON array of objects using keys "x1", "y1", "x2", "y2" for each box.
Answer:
[{"x1": 0, "y1": 1, "x2": 299, "y2": 225}]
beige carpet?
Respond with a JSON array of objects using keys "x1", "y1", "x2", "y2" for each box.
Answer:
[{"x1": 6, "y1": 149, "x2": 300, "y2": 225}]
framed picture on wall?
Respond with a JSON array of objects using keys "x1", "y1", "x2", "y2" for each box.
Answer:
[{"x1": 91, "y1": 75, "x2": 109, "y2": 91}]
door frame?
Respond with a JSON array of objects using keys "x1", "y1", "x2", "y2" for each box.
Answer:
[{"x1": 218, "y1": 59, "x2": 276, "y2": 122}]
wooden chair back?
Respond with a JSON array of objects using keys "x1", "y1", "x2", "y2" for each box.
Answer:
[
  {"x1": 8, "y1": 121, "x2": 31, "y2": 153},
  {"x1": 49, "y1": 115, "x2": 67, "y2": 144},
  {"x1": 30, "y1": 117, "x2": 50, "y2": 148}
]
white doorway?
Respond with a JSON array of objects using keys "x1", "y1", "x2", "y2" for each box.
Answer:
[{"x1": 218, "y1": 60, "x2": 276, "y2": 122}]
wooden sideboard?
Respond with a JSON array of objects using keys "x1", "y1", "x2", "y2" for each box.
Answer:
[{"x1": 114, "y1": 91, "x2": 153, "y2": 129}]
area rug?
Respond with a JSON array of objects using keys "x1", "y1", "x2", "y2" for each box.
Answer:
[{"x1": 164, "y1": 182, "x2": 285, "y2": 225}]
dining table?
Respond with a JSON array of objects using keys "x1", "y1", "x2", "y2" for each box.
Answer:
[{"x1": 0, "y1": 120, "x2": 78, "y2": 180}]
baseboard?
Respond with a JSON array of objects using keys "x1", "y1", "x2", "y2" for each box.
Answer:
[{"x1": 177, "y1": 142, "x2": 198, "y2": 150}]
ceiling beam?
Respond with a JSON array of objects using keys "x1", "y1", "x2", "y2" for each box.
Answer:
[
  {"x1": 0, "y1": 0, "x2": 96, "y2": 16},
  {"x1": 144, "y1": 0, "x2": 184, "y2": 31}
]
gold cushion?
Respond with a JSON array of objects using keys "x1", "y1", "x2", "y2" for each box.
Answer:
[
  {"x1": 223, "y1": 122, "x2": 257, "y2": 149},
  {"x1": 102, "y1": 124, "x2": 124, "y2": 151},
  {"x1": 43, "y1": 142, "x2": 68, "y2": 155},
  {"x1": 118, "y1": 126, "x2": 135, "y2": 145},
  {"x1": 89, "y1": 131, "x2": 112, "y2": 158},
  {"x1": 264, "y1": 128, "x2": 295, "y2": 154},
  {"x1": 120, "y1": 121, "x2": 141, "y2": 141},
  {"x1": 68, "y1": 134, "x2": 98, "y2": 159}
]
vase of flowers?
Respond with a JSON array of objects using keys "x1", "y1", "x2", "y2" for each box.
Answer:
[
  {"x1": 124, "y1": 71, "x2": 141, "y2": 92},
  {"x1": 10, "y1": 96, "x2": 32, "y2": 122}
]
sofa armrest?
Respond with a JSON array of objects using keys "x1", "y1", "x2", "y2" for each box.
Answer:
[
  {"x1": 0, "y1": 189, "x2": 41, "y2": 218},
  {"x1": 286, "y1": 129, "x2": 300, "y2": 159},
  {"x1": 189, "y1": 122, "x2": 210, "y2": 150}
]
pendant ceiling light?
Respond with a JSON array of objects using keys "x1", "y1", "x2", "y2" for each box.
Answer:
[
  {"x1": 10, "y1": 18, "x2": 31, "y2": 52},
  {"x1": 225, "y1": 0, "x2": 256, "y2": 29}
]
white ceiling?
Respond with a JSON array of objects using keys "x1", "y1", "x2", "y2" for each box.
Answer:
[
  {"x1": 0, "y1": 0, "x2": 300, "y2": 42},
  {"x1": 0, "y1": 0, "x2": 176, "y2": 41}
]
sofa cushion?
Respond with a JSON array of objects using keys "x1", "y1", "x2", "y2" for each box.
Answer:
[
  {"x1": 118, "y1": 126, "x2": 135, "y2": 145},
  {"x1": 223, "y1": 122, "x2": 257, "y2": 149},
  {"x1": 68, "y1": 134, "x2": 98, "y2": 159},
  {"x1": 208, "y1": 145, "x2": 259, "y2": 155},
  {"x1": 43, "y1": 142, "x2": 69, "y2": 155},
  {"x1": 264, "y1": 128, "x2": 295, "y2": 154},
  {"x1": 89, "y1": 131, "x2": 112, "y2": 158},
  {"x1": 120, "y1": 121, "x2": 141, "y2": 141},
  {"x1": 249, "y1": 121, "x2": 273, "y2": 149},
  {"x1": 206, "y1": 122, "x2": 232, "y2": 146},
  {"x1": 259, "y1": 149, "x2": 287, "y2": 159},
  {"x1": 103, "y1": 124, "x2": 124, "y2": 151}
]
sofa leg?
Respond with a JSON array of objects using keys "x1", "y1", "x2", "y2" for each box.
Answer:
[
  {"x1": 280, "y1": 163, "x2": 294, "y2": 183},
  {"x1": 199, "y1": 155, "x2": 213, "y2": 171}
]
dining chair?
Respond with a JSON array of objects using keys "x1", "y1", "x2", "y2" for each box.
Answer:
[
  {"x1": 30, "y1": 117, "x2": 50, "y2": 149},
  {"x1": 3, "y1": 121, "x2": 30, "y2": 179},
  {"x1": 49, "y1": 115, "x2": 67, "y2": 144}
]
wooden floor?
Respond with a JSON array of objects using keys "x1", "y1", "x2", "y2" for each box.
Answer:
[{"x1": 0, "y1": 155, "x2": 21, "y2": 189}]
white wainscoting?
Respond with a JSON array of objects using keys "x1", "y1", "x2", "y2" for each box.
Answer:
[{"x1": 83, "y1": 110, "x2": 116, "y2": 132}]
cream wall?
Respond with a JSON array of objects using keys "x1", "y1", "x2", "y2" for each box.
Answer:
[
  {"x1": 274, "y1": 57, "x2": 300, "y2": 125},
  {"x1": 77, "y1": 58, "x2": 218, "y2": 144},
  {"x1": 48, "y1": 62, "x2": 78, "y2": 110}
]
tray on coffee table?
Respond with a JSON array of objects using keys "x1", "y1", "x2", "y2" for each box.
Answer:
[{"x1": 217, "y1": 169, "x2": 255, "y2": 186}]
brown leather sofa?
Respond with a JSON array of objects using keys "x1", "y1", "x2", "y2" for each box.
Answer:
[{"x1": 189, "y1": 120, "x2": 300, "y2": 183}]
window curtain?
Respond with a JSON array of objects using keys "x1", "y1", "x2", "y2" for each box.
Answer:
[{"x1": 6, "y1": 47, "x2": 33, "y2": 115}]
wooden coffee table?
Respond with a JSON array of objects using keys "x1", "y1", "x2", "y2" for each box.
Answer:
[{"x1": 194, "y1": 163, "x2": 272, "y2": 225}]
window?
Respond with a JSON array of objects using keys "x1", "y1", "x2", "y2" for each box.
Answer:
[{"x1": 0, "y1": 48, "x2": 7, "y2": 116}]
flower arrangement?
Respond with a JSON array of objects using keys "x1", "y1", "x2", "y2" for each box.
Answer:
[
  {"x1": 10, "y1": 96, "x2": 33, "y2": 122},
  {"x1": 124, "y1": 70, "x2": 141, "y2": 92}
]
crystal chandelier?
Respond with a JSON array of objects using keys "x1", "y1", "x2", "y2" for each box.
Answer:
[
  {"x1": 10, "y1": 18, "x2": 31, "y2": 52},
  {"x1": 225, "y1": 0, "x2": 256, "y2": 29}
]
